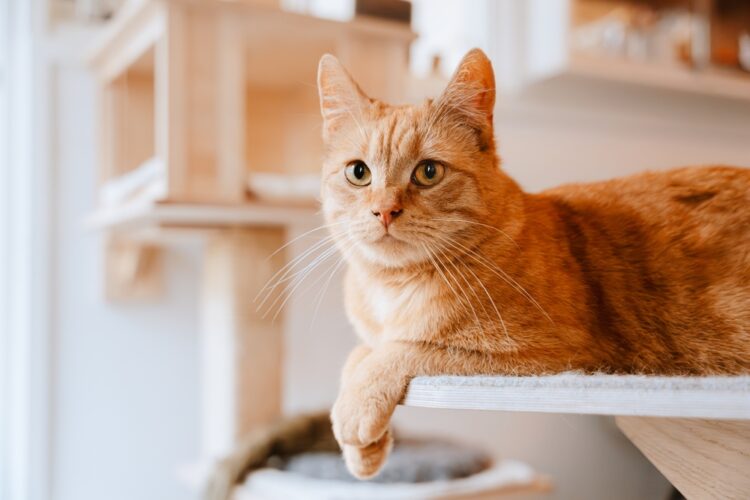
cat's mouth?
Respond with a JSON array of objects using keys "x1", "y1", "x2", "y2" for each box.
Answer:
[
  {"x1": 354, "y1": 229, "x2": 427, "y2": 266},
  {"x1": 375, "y1": 233, "x2": 399, "y2": 243},
  {"x1": 355, "y1": 227, "x2": 415, "y2": 255},
  {"x1": 370, "y1": 232, "x2": 408, "y2": 247}
]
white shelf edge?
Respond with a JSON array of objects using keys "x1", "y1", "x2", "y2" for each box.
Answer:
[{"x1": 403, "y1": 374, "x2": 750, "y2": 419}]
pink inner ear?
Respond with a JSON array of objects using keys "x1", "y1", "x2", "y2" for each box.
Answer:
[
  {"x1": 442, "y1": 50, "x2": 496, "y2": 123},
  {"x1": 470, "y1": 81, "x2": 494, "y2": 119}
]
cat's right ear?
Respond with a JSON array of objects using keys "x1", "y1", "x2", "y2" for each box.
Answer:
[{"x1": 317, "y1": 54, "x2": 369, "y2": 138}]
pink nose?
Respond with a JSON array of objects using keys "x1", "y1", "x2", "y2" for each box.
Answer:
[{"x1": 371, "y1": 205, "x2": 403, "y2": 229}]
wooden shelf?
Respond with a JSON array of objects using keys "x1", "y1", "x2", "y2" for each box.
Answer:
[
  {"x1": 403, "y1": 374, "x2": 750, "y2": 419},
  {"x1": 88, "y1": 0, "x2": 415, "y2": 86},
  {"x1": 86, "y1": 199, "x2": 320, "y2": 233},
  {"x1": 568, "y1": 53, "x2": 750, "y2": 102},
  {"x1": 86, "y1": 0, "x2": 414, "y2": 213}
]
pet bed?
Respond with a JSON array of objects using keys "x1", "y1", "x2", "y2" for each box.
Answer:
[{"x1": 204, "y1": 412, "x2": 549, "y2": 500}]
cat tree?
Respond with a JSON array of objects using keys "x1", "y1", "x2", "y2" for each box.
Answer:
[{"x1": 86, "y1": 0, "x2": 414, "y2": 461}]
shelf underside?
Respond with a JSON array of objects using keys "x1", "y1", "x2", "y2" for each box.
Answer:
[{"x1": 403, "y1": 373, "x2": 750, "y2": 419}]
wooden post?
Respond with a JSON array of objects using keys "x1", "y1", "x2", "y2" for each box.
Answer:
[
  {"x1": 200, "y1": 227, "x2": 286, "y2": 458},
  {"x1": 157, "y1": 2, "x2": 246, "y2": 204},
  {"x1": 617, "y1": 417, "x2": 750, "y2": 499}
]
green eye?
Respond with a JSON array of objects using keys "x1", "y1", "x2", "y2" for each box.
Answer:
[
  {"x1": 412, "y1": 161, "x2": 445, "y2": 187},
  {"x1": 345, "y1": 161, "x2": 371, "y2": 186}
]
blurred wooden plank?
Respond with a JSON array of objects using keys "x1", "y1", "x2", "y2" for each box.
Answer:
[
  {"x1": 86, "y1": 199, "x2": 319, "y2": 232},
  {"x1": 104, "y1": 235, "x2": 163, "y2": 300},
  {"x1": 617, "y1": 417, "x2": 750, "y2": 500},
  {"x1": 568, "y1": 52, "x2": 750, "y2": 103}
]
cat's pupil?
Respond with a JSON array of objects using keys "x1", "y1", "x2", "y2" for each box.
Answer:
[
  {"x1": 425, "y1": 163, "x2": 436, "y2": 179},
  {"x1": 354, "y1": 163, "x2": 365, "y2": 179}
]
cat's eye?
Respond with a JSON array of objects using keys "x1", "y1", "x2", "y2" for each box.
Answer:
[
  {"x1": 412, "y1": 161, "x2": 445, "y2": 187},
  {"x1": 345, "y1": 161, "x2": 371, "y2": 186}
]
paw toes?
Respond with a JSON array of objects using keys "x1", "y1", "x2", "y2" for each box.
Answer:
[
  {"x1": 357, "y1": 414, "x2": 388, "y2": 446},
  {"x1": 343, "y1": 431, "x2": 393, "y2": 480},
  {"x1": 332, "y1": 400, "x2": 387, "y2": 447}
]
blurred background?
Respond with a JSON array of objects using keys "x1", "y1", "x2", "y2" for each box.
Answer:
[{"x1": 1, "y1": 0, "x2": 749, "y2": 499}]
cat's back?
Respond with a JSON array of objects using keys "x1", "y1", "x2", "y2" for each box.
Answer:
[
  {"x1": 543, "y1": 165, "x2": 750, "y2": 243},
  {"x1": 537, "y1": 166, "x2": 749, "y2": 373},
  {"x1": 544, "y1": 165, "x2": 749, "y2": 207},
  {"x1": 540, "y1": 166, "x2": 750, "y2": 279}
]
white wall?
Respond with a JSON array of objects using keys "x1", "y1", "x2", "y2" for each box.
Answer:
[
  {"x1": 497, "y1": 77, "x2": 750, "y2": 191},
  {"x1": 50, "y1": 65, "x2": 201, "y2": 500}
]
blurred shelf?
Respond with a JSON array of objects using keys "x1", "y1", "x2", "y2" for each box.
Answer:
[
  {"x1": 87, "y1": 0, "x2": 415, "y2": 85},
  {"x1": 403, "y1": 373, "x2": 750, "y2": 419},
  {"x1": 568, "y1": 53, "x2": 750, "y2": 102},
  {"x1": 86, "y1": 199, "x2": 320, "y2": 233}
]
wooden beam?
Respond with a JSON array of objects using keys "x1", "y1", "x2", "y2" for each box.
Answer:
[
  {"x1": 617, "y1": 417, "x2": 750, "y2": 500},
  {"x1": 200, "y1": 228, "x2": 286, "y2": 459},
  {"x1": 104, "y1": 235, "x2": 163, "y2": 301}
]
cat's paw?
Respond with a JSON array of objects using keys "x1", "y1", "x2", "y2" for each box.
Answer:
[
  {"x1": 342, "y1": 430, "x2": 393, "y2": 480},
  {"x1": 331, "y1": 390, "x2": 391, "y2": 447}
]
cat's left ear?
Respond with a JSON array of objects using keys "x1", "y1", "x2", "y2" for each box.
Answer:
[
  {"x1": 317, "y1": 54, "x2": 370, "y2": 138},
  {"x1": 438, "y1": 48, "x2": 496, "y2": 125}
]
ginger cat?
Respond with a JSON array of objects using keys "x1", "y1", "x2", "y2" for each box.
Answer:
[{"x1": 317, "y1": 49, "x2": 750, "y2": 479}]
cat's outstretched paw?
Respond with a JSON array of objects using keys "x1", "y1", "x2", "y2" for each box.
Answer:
[
  {"x1": 342, "y1": 430, "x2": 393, "y2": 479},
  {"x1": 331, "y1": 390, "x2": 391, "y2": 447}
]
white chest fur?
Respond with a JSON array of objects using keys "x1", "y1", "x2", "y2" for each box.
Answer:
[{"x1": 365, "y1": 276, "x2": 434, "y2": 327}]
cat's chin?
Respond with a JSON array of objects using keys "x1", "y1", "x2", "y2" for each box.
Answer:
[{"x1": 355, "y1": 235, "x2": 428, "y2": 269}]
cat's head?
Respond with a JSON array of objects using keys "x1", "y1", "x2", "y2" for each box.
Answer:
[{"x1": 317, "y1": 49, "x2": 517, "y2": 269}]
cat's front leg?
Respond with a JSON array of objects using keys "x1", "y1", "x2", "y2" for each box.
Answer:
[
  {"x1": 339, "y1": 344, "x2": 372, "y2": 383},
  {"x1": 331, "y1": 342, "x2": 413, "y2": 477},
  {"x1": 331, "y1": 342, "x2": 412, "y2": 447}
]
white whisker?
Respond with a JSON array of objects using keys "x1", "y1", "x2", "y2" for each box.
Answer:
[
  {"x1": 308, "y1": 240, "x2": 355, "y2": 330},
  {"x1": 433, "y1": 234, "x2": 510, "y2": 342},
  {"x1": 255, "y1": 234, "x2": 338, "y2": 306},
  {"x1": 263, "y1": 242, "x2": 343, "y2": 319},
  {"x1": 265, "y1": 221, "x2": 347, "y2": 262},
  {"x1": 431, "y1": 243, "x2": 483, "y2": 329},
  {"x1": 433, "y1": 217, "x2": 520, "y2": 250},
  {"x1": 271, "y1": 234, "x2": 359, "y2": 322},
  {"x1": 437, "y1": 233, "x2": 554, "y2": 325},
  {"x1": 421, "y1": 243, "x2": 472, "y2": 322}
]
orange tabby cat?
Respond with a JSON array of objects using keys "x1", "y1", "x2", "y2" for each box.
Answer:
[{"x1": 317, "y1": 49, "x2": 750, "y2": 479}]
